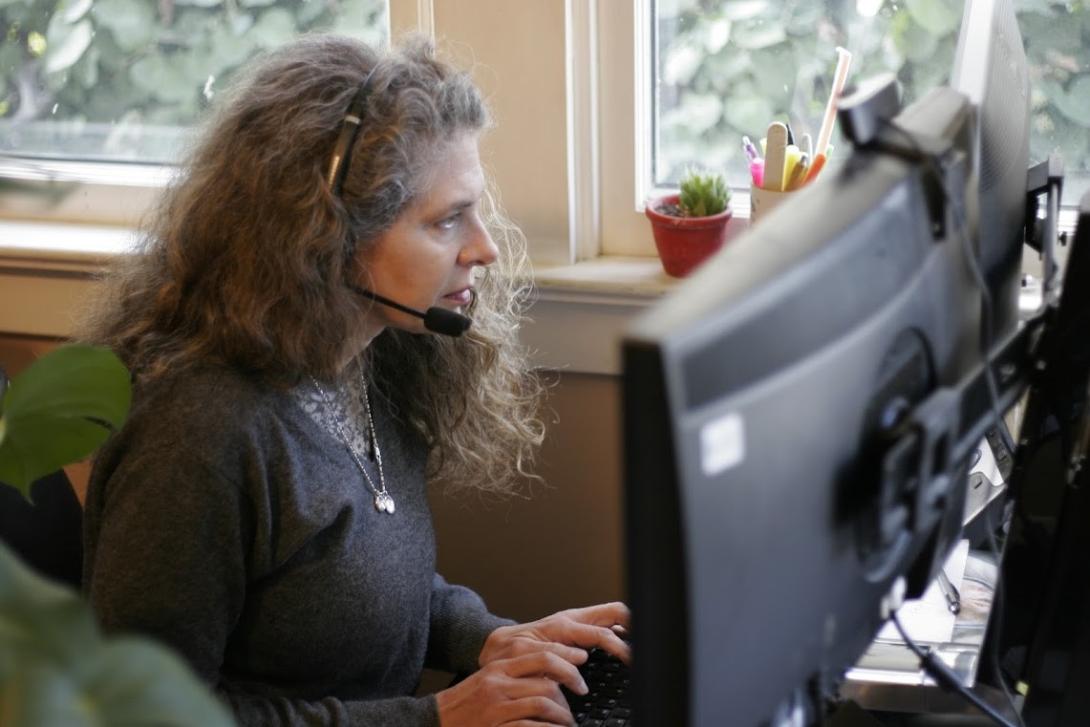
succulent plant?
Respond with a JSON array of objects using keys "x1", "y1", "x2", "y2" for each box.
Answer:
[{"x1": 678, "y1": 170, "x2": 730, "y2": 217}]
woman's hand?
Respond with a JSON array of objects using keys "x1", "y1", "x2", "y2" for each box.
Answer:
[
  {"x1": 478, "y1": 601, "x2": 631, "y2": 671},
  {"x1": 435, "y1": 651, "x2": 587, "y2": 727}
]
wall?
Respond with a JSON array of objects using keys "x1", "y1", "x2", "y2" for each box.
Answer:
[{"x1": 430, "y1": 372, "x2": 625, "y2": 622}]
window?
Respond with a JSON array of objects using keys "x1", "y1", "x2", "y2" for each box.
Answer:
[
  {"x1": 0, "y1": 1, "x2": 574, "y2": 267},
  {"x1": 0, "y1": 0, "x2": 388, "y2": 163},
  {"x1": 651, "y1": 0, "x2": 1090, "y2": 201}
]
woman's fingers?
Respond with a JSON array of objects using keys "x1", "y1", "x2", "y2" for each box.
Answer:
[
  {"x1": 493, "y1": 695, "x2": 574, "y2": 726},
  {"x1": 564, "y1": 601, "x2": 631, "y2": 629},
  {"x1": 543, "y1": 620, "x2": 631, "y2": 664},
  {"x1": 502, "y1": 675, "x2": 572, "y2": 713},
  {"x1": 504, "y1": 637, "x2": 588, "y2": 665},
  {"x1": 504, "y1": 651, "x2": 588, "y2": 695}
]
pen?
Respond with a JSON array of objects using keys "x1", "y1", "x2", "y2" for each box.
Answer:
[
  {"x1": 785, "y1": 121, "x2": 795, "y2": 146},
  {"x1": 785, "y1": 153, "x2": 809, "y2": 190},
  {"x1": 936, "y1": 570, "x2": 961, "y2": 615},
  {"x1": 805, "y1": 153, "x2": 826, "y2": 183},
  {"x1": 742, "y1": 135, "x2": 761, "y2": 164}
]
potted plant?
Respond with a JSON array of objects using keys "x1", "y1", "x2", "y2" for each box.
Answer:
[
  {"x1": 0, "y1": 345, "x2": 235, "y2": 727},
  {"x1": 645, "y1": 170, "x2": 733, "y2": 277}
]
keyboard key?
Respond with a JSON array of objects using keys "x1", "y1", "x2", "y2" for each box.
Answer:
[{"x1": 567, "y1": 648, "x2": 633, "y2": 726}]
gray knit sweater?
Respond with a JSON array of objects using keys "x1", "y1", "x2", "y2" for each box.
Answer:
[{"x1": 82, "y1": 365, "x2": 512, "y2": 725}]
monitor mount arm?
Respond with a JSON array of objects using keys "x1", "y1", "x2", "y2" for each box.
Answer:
[
  {"x1": 838, "y1": 74, "x2": 964, "y2": 243},
  {"x1": 1023, "y1": 155, "x2": 1065, "y2": 306}
]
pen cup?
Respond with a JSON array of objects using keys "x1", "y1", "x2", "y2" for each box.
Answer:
[{"x1": 750, "y1": 184, "x2": 798, "y2": 226}]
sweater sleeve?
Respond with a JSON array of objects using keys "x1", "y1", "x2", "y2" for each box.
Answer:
[
  {"x1": 85, "y1": 452, "x2": 439, "y2": 727},
  {"x1": 426, "y1": 573, "x2": 515, "y2": 674},
  {"x1": 221, "y1": 689, "x2": 439, "y2": 726}
]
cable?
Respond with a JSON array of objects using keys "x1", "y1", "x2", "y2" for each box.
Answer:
[
  {"x1": 890, "y1": 611, "x2": 1019, "y2": 727},
  {"x1": 879, "y1": 118, "x2": 1028, "y2": 726},
  {"x1": 935, "y1": 131, "x2": 1029, "y2": 727},
  {"x1": 938, "y1": 145, "x2": 1029, "y2": 727},
  {"x1": 946, "y1": 172, "x2": 1019, "y2": 458},
  {"x1": 879, "y1": 119, "x2": 1016, "y2": 455},
  {"x1": 981, "y1": 503, "x2": 1028, "y2": 727}
]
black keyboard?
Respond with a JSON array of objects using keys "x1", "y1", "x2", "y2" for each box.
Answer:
[{"x1": 565, "y1": 648, "x2": 633, "y2": 726}]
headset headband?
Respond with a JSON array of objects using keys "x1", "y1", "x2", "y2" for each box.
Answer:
[{"x1": 326, "y1": 65, "x2": 380, "y2": 197}]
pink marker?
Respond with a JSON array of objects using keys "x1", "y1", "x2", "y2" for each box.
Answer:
[{"x1": 750, "y1": 159, "x2": 764, "y2": 189}]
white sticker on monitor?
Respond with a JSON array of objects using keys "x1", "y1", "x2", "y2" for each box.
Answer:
[{"x1": 700, "y1": 412, "x2": 745, "y2": 476}]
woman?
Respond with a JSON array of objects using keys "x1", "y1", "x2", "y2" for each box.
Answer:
[{"x1": 81, "y1": 34, "x2": 628, "y2": 726}]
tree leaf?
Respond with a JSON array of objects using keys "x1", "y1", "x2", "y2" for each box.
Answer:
[
  {"x1": 173, "y1": 0, "x2": 223, "y2": 8},
  {"x1": 130, "y1": 54, "x2": 198, "y2": 105},
  {"x1": 43, "y1": 18, "x2": 93, "y2": 74},
  {"x1": 1016, "y1": 0, "x2": 1056, "y2": 16},
  {"x1": 72, "y1": 44, "x2": 99, "y2": 89},
  {"x1": 92, "y1": 0, "x2": 158, "y2": 52},
  {"x1": 1051, "y1": 74, "x2": 1090, "y2": 127},
  {"x1": 295, "y1": 0, "x2": 327, "y2": 26},
  {"x1": 891, "y1": 11, "x2": 938, "y2": 64},
  {"x1": 702, "y1": 18, "x2": 731, "y2": 54},
  {"x1": 328, "y1": 0, "x2": 386, "y2": 42},
  {"x1": 906, "y1": 0, "x2": 959, "y2": 36},
  {"x1": 721, "y1": 0, "x2": 769, "y2": 22},
  {"x1": 59, "y1": 0, "x2": 92, "y2": 23},
  {"x1": 677, "y1": 92, "x2": 723, "y2": 134},
  {"x1": 199, "y1": 20, "x2": 258, "y2": 76},
  {"x1": 732, "y1": 21, "x2": 786, "y2": 50},
  {"x1": 662, "y1": 43, "x2": 702, "y2": 86},
  {"x1": 0, "y1": 345, "x2": 130, "y2": 495},
  {"x1": 249, "y1": 7, "x2": 295, "y2": 48},
  {"x1": 1019, "y1": 10, "x2": 1082, "y2": 53},
  {"x1": 749, "y1": 46, "x2": 796, "y2": 108},
  {"x1": 723, "y1": 94, "x2": 775, "y2": 139}
]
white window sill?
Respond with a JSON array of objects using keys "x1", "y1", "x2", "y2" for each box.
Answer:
[
  {"x1": 5, "y1": 204, "x2": 1077, "y2": 375},
  {"x1": 527, "y1": 257, "x2": 678, "y2": 374}
]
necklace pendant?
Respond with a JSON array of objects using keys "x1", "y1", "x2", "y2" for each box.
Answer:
[{"x1": 374, "y1": 492, "x2": 395, "y2": 514}]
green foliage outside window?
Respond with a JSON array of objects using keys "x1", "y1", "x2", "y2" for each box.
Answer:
[
  {"x1": 655, "y1": 0, "x2": 1090, "y2": 201},
  {"x1": 0, "y1": 0, "x2": 387, "y2": 162}
]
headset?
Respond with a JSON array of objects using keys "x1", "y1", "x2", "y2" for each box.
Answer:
[{"x1": 328, "y1": 66, "x2": 472, "y2": 337}]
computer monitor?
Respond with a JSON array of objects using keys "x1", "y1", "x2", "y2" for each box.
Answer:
[
  {"x1": 621, "y1": 3, "x2": 1031, "y2": 725},
  {"x1": 950, "y1": 0, "x2": 1030, "y2": 341},
  {"x1": 1013, "y1": 192, "x2": 1090, "y2": 726}
]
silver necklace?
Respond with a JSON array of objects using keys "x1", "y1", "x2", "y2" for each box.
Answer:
[{"x1": 310, "y1": 375, "x2": 395, "y2": 514}]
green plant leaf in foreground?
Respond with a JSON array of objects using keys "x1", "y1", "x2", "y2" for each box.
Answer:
[
  {"x1": 0, "y1": 345, "x2": 131, "y2": 496},
  {"x1": 0, "y1": 543, "x2": 236, "y2": 727}
]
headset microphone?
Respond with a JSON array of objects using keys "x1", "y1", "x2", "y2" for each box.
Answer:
[
  {"x1": 331, "y1": 74, "x2": 474, "y2": 339},
  {"x1": 351, "y1": 285, "x2": 472, "y2": 337}
]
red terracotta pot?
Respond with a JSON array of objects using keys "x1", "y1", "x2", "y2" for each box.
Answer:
[{"x1": 644, "y1": 194, "x2": 733, "y2": 277}]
